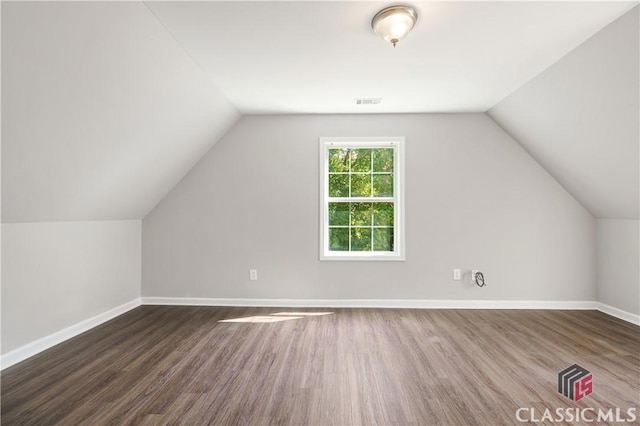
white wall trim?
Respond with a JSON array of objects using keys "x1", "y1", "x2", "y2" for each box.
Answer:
[
  {"x1": 4, "y1": 298, "x2": 636, "y2": 371},
  {"x1": 1, "y1": 298, "x2": 141, "y2": 370},
  {"x1": 595, "y1": 302, "x2": 640, "y2": 326},
  {"x1": 141, "y1": 297, "x2": 596, "y2": 310}
]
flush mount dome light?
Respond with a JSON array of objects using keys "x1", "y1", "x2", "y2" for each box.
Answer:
[{"x1": 372, "y1": 5, "x2": 418, "y2": 47}]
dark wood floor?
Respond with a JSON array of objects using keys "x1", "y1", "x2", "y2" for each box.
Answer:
[{"x1": 2, "y1": 306, "x2": 639, "y2": 425}]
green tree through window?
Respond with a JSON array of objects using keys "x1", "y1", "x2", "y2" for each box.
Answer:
[{"x1": 321, "y1": 138, "x2": 404, "y2": 260}]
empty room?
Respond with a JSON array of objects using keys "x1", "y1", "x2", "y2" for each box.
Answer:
[{"x1": 1, "y1": 1, "x2": 639, "y2": 425}]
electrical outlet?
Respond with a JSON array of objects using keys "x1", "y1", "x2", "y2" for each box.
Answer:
[
  {"x1": 471, "y1": 270, "x2": 479, "y2": 281},
  {"x1": 453, "y1": 269, "x2": 461, "y2": 281},
  {"x1": 249, "y1": 269, "x2": 258, "y2": 281}
]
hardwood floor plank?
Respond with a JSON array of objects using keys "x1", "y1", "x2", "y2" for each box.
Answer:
[{"x1": 2, "y1": 307, "x2": 639, "y2": 425}]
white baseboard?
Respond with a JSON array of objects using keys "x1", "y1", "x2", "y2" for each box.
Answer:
[
  {"x1": 1, "y1": 298, "x2": 141, "y2": 370},
  {"x1": 141, "y1": 297, "x2": 596, "y2": 310},
  {"x1": 595, "y1": 302, "x2": 640, "y2": 326},
  {"x1": 3, "y1": 298, "x2": 635, "y2": 371}
]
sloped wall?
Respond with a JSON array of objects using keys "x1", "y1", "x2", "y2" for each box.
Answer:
[
  {"x1": 488, "y1": 6, "x2": 639, "y2": 317},
  {"x1": 0, "y1": 2, "x2": 238, "y2": 364},
  {"x1": 1, "y1": 2, "x2": 239, "y2": 222},
  {"x1": 488, "y1": 6, "x2": 639, "y2": 219},
  {"x1": 143, "y1": 114, "x2": 595, "y2": 302}
]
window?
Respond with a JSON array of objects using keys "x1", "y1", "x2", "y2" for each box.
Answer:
[{"x1": 320, "y1": 137, "x2": 405, "y2": 261}]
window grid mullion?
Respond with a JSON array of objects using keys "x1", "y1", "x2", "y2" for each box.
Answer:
[
  {"x1": 370, "y1": 151, "x2": 374, "y2": 250},
  {"x1": 327, "y1": 197, "x2": 394, "y2": 202},
  {"x1": 348, "y1": 150, "x2": 352, "y2": 251}
]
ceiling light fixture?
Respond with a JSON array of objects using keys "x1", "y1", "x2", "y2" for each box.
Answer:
[{"x1": 371, "y1": 5, "x2": 418, "y2": 47}]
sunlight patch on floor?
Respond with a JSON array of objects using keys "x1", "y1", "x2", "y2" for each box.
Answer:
[
  {"x1": 219, "y1": 316, "x2": 303, "y2": 323},
  {"x1": 219, "y1": 312, "x2": 334, "y2": 323}
]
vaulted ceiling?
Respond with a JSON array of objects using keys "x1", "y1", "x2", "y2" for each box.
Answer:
[
  {"x1": 489, "y1": 6, "x2": 639, "y2": 219},
  {"x1": 145, "y1": 1, "x2": 634, "y2": 114},
  {"x1": 2, "y1": 2, "x2": 239, "y2": 222},
  {"x1": 2, "y1": 1, "x2": 638, "y2": 222}
]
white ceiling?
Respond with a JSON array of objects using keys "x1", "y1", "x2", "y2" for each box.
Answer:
[
  {"x1": 2, "y1": 2, "x2": 239, "y2": 222},
  {"x1": 146, "y1": 1, "x2": 636, "y2": 114}
]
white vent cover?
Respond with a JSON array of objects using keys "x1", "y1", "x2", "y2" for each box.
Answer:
[{"x1": 355, "y1": 98, "x2": 382, "y2": 105}]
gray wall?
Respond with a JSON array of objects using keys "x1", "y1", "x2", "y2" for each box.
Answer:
[
  {"x1": 143, "y1": 114, "x2": 595, "y2": 301},
  {"x1": 596, "y1": 219, "x2": 640, "y2": 315},
  {"x1": 1, "y1": 220, "x2": 141, "y2": 353}
]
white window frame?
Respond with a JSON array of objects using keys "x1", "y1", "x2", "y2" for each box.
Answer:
[{"x1": 319, "y1": 137, "x2": 405, "y2": 261}]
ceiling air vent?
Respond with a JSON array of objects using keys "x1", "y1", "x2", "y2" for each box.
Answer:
[{"x1": 355, "y1": 98, "x2": 382, "y2": 105}]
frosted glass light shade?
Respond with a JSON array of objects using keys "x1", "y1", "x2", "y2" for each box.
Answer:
[{"x1": 371, "y1": 6, "x2": 418, "y2": 47}]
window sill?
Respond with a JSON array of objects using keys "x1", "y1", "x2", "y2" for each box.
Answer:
[{"x1": 320, "y1": 253, "x2": 405, "y2": 262}]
